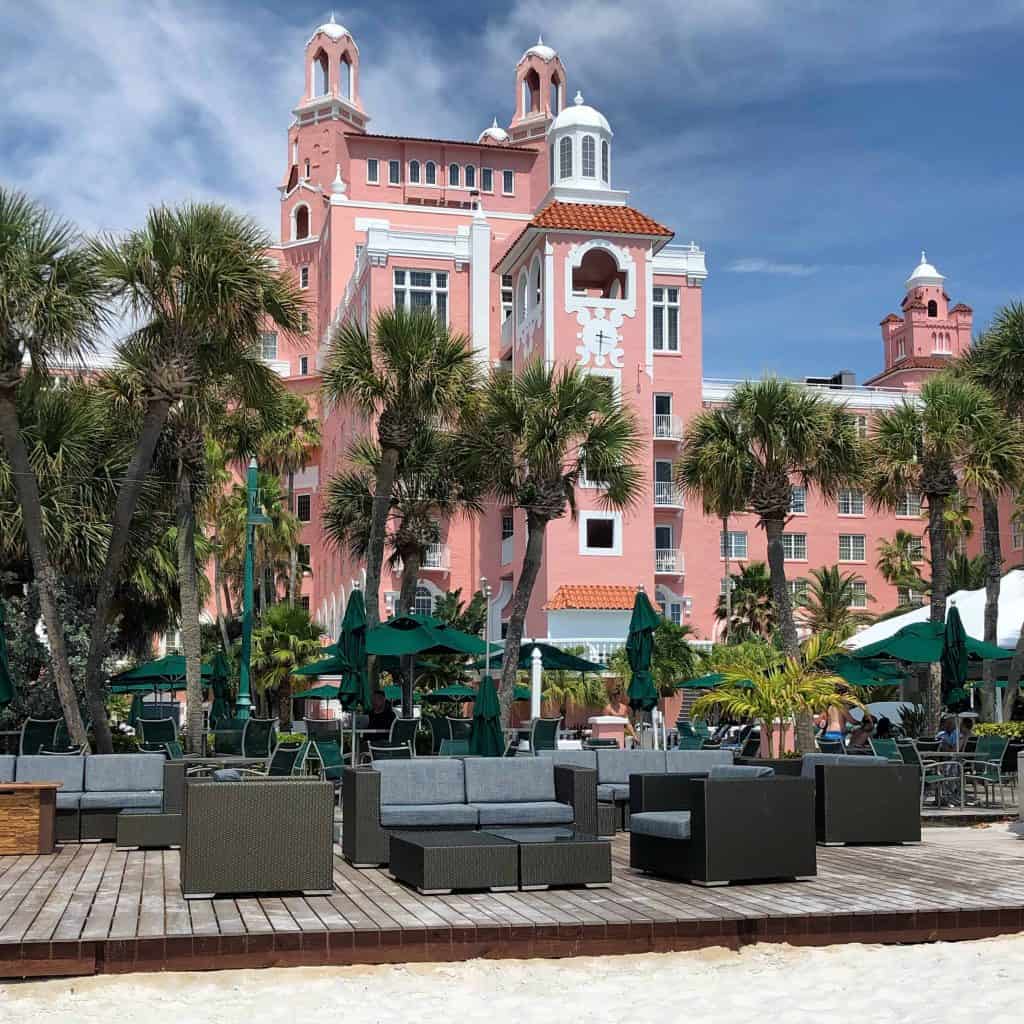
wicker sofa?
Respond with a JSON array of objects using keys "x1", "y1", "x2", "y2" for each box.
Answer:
[
  {"x1": 342, "y1": 757, "x2": 597, "y2": 866},
  {"x1": 629, "y1": 765, "x2": 817, "y2": 885}
]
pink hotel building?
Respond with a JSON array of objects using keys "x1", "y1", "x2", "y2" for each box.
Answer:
[{"x1": 261, "y1": 18, "x2": 999, "y2": 661}]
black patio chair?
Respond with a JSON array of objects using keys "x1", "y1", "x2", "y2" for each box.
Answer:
[
  {"x1": 368, "y1": 743, "x2": 413, "y2": 761},
  {"x1": 388, "y1": 717, "x2": 420, "y2": 755},
  {"x1": 241, "y1": 717, "x2": 278, "y2": 758},
  {"x1": 19, "y1": 718, "x2": 60, "y2": 755}
]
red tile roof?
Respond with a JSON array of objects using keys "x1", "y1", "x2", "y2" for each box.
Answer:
[
  {"x1": 864, "y1": 355, "x2": 954, "y2": 384},
  {"x1": 544, "y1": 585, "x2": 638, "y2": 611},
  {"x1": 530, "y1": 201, "x2": 673, "y2": 237},
  {"x1": 950, "y1": 303, "x2": 973, "y2": 314},
  {"x1": 355, "y1": 132, "x2": 537, "y2": 153}
]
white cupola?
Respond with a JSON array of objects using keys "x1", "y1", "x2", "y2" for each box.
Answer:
[
  {"x1": 905, "y1": 250, "x2": 945, "y2": 291},
  {"x1": 478, "y1": 117, "x2": 510, "y2": 145},
  {"x1": 544, "y1": 91, "x2": 626, "y2": 205}
]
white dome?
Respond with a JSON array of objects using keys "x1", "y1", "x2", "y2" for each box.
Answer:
[
  {"x1": 478, "y1": 117, "x2": 510, "y2": 144},
  {"x1": 905, "y1": 249, "x2": 945, "y2": 290},
  {"x1": 550, "y1": 91, "x2": 611, "y2": 134},
  {"x1": 313, "y1": 13, "x2": 349, "y2": 41},
  {"x1": 521, "y1": 35, "x2": 558, "y2": 63}
]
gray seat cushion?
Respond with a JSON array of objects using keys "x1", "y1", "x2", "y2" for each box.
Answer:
[
  {"x1": 472, "y1": 801, "x2": 574, "y2": 826},
  {"x1": 16, "y1": 754, "x2": 85, "y2": 792},
  {"x1": 0, "y1": 755, "x2": 15, "y2": 783},
  {"x1": 596, "y1": 750, "x2": 667, "y2": 784},
  {"x1": 464, "y1": 757, "x2": 555, "y2": 803},
  {"x1": 709, "y1": 764, "x2": 774, "y2": 779},
  {"x1": 665, "y1": 749, "x2": 734, "y2": 774},
  {"x1": 597, "y1": 782, "x2": 630, "y2": 802},
  {"x1": 538, "y1": 750, "x2": 597, "y2": 770},
  {"x1": 56, "y1": 793, "x2": 82, "y2": 810},
  {"x1": 380, "y1": 803, "x2": 480, "y2": 828},
  {"x1": 376, "y1": 759, "x2": 466, "y2": 806},
  {"x1": 80, "y1": 790, "x2": 163, "y2": 810},
  {"x1": 85, "y1": 754, "x2": 165, "y2": 793},
  {"x1": 630, "y1": 811, "x2": 692, "y2": 841},
  {"x1": 801, "y1": 754, "x2": 892, "y2": 779}
]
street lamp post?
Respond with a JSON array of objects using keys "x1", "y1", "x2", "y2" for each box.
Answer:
[
  {"x1": 481, "y1": 576, "x2": 492, "y2": 677},
  {"x1": 237, "y1": 458, "x2": 270, "y2": 721}
]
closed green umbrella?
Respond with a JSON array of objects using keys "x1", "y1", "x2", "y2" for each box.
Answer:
[
  {"x1": 626, "y1": 590, "x2": 660, "y2": 712},
  {"x1": 0, "y1": 599, "x2": 13, "y2": 708},
  {"x1": 127, "y1": 692, "x2": 144, "y2": 727},
  {"x1": 208, "y1": 651, "x2": 232, "y2": 725},
  {"x1": 338, "y1": 589, "x2": 370, "y2": 712},
  {"x1": 941, "y1": 605, "x2": 969, "y2": 690},
  {"x1": 469, "y1": 675, "x2": 504, "y2": 756}
]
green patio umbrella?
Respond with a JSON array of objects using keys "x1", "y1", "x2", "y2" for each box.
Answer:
[
  {"x1": 852, "y1": 620, "x2": 1012, "y2": 664},
  {"x1": 626, "y1": 589, "x2": 660, "y2": 713},
  {"x1": 128, "y1": 692, "x2": 144, "y2": 727},
  {"x1": 208, "y1": 651, "x2": 232, "y2": 725},
  {"x1": 292, "y1": 682, "x2": 341, "y2": 700},
  {"x1": 472, "y1": 642, "x2": 604, "y2": 673},
  {"x1": 0, "y1": 599, "x2": 14, "y2": 708},
  {"x1": 109, "y1": 679, "x2": 186, "y2": 695},
  {"x1": 513, "y1": 684, "x2": 532, "y2": 701},
  {"x1": 293, "y1": 652, "x2": 346, "y2": 676},
  {"x1": 826, "y1": 654, "x2": 905, "y2": 688},
  {"x1": 675, "y1": 672, "x2": 725, "y2": 689},
  {"x1": 469, "y1": 675, "x2": 504, "y2": 756},
  {"x1": 338, "y1": 590, "x2": 370, "y2": 712},
  {"x1": 941, "y1": 605, "x2": 969, "y2": 690},
  {"x1": 110, "y1": 654, "x2": 214, "y2": 685},
  {"x1": 421, "y1": 683, "x2": 477, "y2": 703}
]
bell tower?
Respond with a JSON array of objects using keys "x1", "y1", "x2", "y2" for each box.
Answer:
[{"x1": 508, "y1": 37, "x2": 568, "y2": 144}]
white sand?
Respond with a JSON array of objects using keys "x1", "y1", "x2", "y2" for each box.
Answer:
[{"x1": 2, "y1": 936, "x2": 1024, "y2": 1023}]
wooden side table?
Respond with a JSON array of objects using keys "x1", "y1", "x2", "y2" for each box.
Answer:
[{"x1": 0, "y1": 782, "x2": 62, "y2": 855}]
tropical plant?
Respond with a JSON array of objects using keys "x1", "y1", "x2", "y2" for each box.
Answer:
[
  {"x1": 84, "y1": 202, "x2": 304, "y2": 752},
  {"x1": 715, "y1": 561, "x2": 776, "y2": 640},
  {"x1": 651, "y1": 619, "x2": 701, "y2": 692},
  {"x1": 250, "y1": 602, "x2": 324, "y2": 728},
  {"x1": 321, "y1": 307, "x2": 478, "y2": 651},
  {"x1": 866, "y1": 373, "x2": 1019, "y2": 730},
  {"x1": 464, "y1": 359, "x2": 644, "y2": 727},
  {"x1": 691, "y1": 634, "x2": 861, "y2": 758},
  {"x1": 947, "y1": 551, "x2": 987, "y2": 592},
  {"x1": 541, "y1": 656, "x2": 609, "y2": 712},
  {"x1": 875, "y1": 530, "x2": 928, "y2": 591},
  {"x1": 796, "y1": 565, "x2": 873, "y2": 638},
  {"x1": 409, "y1": 588, "x2": 488, "y2": 692},
  {"x1": 0, "y1": 188, "x2": 109, "y2": 746}
]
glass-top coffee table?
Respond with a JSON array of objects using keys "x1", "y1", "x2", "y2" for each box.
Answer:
[{"x1": 483, "y1": 828, "x2": 612, "y2": 890}]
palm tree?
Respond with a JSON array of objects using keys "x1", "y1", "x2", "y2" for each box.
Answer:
[
  {"x1": 465, "y1": 360, "x2": 644, "y2": 727},
  {"x1": 714, "y1": 561, "x2": 776, "y2": 640},
  {"x1": 321, "y1": 308, "x2": 478, "y2": 649},
  {"x1": 84, "y1": 203, "x2": 304, "y2": 752},
  {"x1": 250, "y1": 602, "x2": 324, "y2": 728},
  {"x1": 875, "y1": 530, "x2": 928, "y2": 592},
  {"x1": 797, "y1": 565, "x2": 873, "y2": 639},
  {"x1": 676, "y1": 408, "x2": 750, "y2": 641},
  {"x1": 866, "y1": 373, "x2": 1010, "y2": 729},
  {"x1": 0, "y1": 189, "x2": 109, "y2": 747}
]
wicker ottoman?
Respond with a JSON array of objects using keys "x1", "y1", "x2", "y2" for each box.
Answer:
[
  {"x1": 485, "y1": 828, "x2": 612, "y2": 889},
  {"x1": 388, "y1": 831, "x2": 519, "y2": 895},
  {"x1": 116, "y1": 808, "x2": 183, "y2": 849}
]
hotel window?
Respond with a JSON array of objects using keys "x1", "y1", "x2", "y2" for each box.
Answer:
[
  {"x1": 908, "y1": 536, "x2": 925, "y2": 562},
  {"x1": 299, "y1": 265, "x2": 309, "y2": 289},
  {"x1": 898, "y1": 586, "x2": 924, "y2": 607},
  {"x1": 481, "y1": 167, "x2": 493, "y2": 193},
  {"x1": 501, "y1": 274, "x2": 514, "y2": 323},
  {"x1": 838, "y1": 489, "x2": 865, "y2": 516},
  {"x1": 393, "y1": 269, "x2": 448, "y2": 323},
  {"x1": 297, "y1": 544, "x2": 311, "y2": 568},
  {"x1": 661, "y1": 599, "x2": 682, "y2": 625},
  {"x1": 366, "y1": 158, "x2": 379, "y2": 184},
  {"x1": 449, "y1": 163, "x2": 460, "y2": 186},
  {"x1": 927, "y1": 300, "x2": 938, "y2": 318},
  {"x1": 601, "y1": 140, "x2": 610, "y2": 182},
  {"x1": 896, "y1": 492, "x2": 922, "y2": 518},
  {"x1": 409, "y1": 160, "x2": 420, "y2": 183},
  {"x1": 581, "y1": 135, "x2": 596, "y2": 177},
  {"x1": 896, "y1": 338, "x2": 906, "y2": 360},
  {"x1": 299, "y1": 312, "x2": 309, "y2": 333},
  {"x1": 501, "y1": 514, "x2": 514, "y2": 541},
  {"x1": 260, "y1": 332, "x2": 278, "y2": 361},
  {"x1": 296, "y1": 494, "x2": 311, "y2": 522},
  {"x1": 465, "y1": 165, "x2": 476, "y2": 188},
  {"x1": 788, "y1": 578, "x2": 809, "y2": 603},
  {"x1": 414, "y1": 586, "x2": 434, "y2": 617},
  {"x1": 503, "y1": 169, "x2": 515, "y2": 195},
  {"x1": 782, "y1": 533, "x2": 807, "y2": 561},
  {"x1": 299, "y1": 355, "x2": 309, "y2": 376},
  {"x1": 790, "y1": 485, "x2": 806, "y2": 514},
  {"x1": 388, "y1": 160, "x2": 401, "y2": 185},
  {"x1": 850, "y1": 580, "x2": 868, "y2": 609},
  {"x1": 652, "y1": 287, "x2": 680, "y2": 352},
  {"x1": 300, "y1": 596, "x2": 310, "y2": 611},
  {"x1": 839, "y1": 534, "x2": 866, "y2": 562},
  {"x1": 425, "y1": 161, "x2": 437, "y2": 185},
  {"x1": 855, "y1": 414, "x2": 869, "y2": 439},
  {"x1": 720, "y1": 531, "x2": 747, "y2": 560},
  {"x1": 559, "y1": 137, "x2": 573, "y2": 179},
  {"x1": 580, "y1": 511, "x2": 621, "y2": 556}
]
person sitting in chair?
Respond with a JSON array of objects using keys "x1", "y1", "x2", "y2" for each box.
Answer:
[{"x1": 366, "y1": 689, "x2": 396, "y2": 732}]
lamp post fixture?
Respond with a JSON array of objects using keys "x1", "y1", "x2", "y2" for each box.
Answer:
[
  {"x1": 481, "y1": 576, "x2": 492, "y2": 677},
  {"x1": 237, "y1": 458, "x2": 271, "y2": 721}
]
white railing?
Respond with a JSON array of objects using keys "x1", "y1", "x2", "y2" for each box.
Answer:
[
  {"x1": 542, "y1": 635, "x2": 711, "y2": 664},
  {"x1": 653, "y1": 414, "x2": 684, "y2": 440},
  {"x1": 421, "y1": 543, "x2": 449, "y2": 570},
  {"x1": 654, "y1": 480, "x2": 685, "y2": 507},
  {"x1": 702, "y1": 377, "x2": 917, "y2": 411},
  {"x1": 264, "y1": 358, "x2": 291, "y2": 378},
  {"x1": 501, "y1": 535, "x2": 514, "y2": 567},
  {"x1": 501, "y1": 315, "x2": 514, "y2": 354},
  {"x1": 655, "y1": 549, "x2": 684, "y2": 574}
]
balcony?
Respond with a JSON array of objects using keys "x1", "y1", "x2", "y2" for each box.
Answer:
[
  {"x1": 655, "y1": 549, "x2": 684, "y2": 575},
  {"x1": 421, "y1": 542, "x2": 450, "y2": 571},
  {"x1": 653, "y1": 414, "x2": 684, "y2": 441},
  {"x1": 654, "y1": 480, "x2": 685, "y2": 508}
]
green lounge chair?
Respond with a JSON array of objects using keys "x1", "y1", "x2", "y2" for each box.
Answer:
[
  {"x1": 236, "y1": 742, "x2": 310, "y2": 778},
  {"x1": 738, "y1": 732, "x2": 760, "y2": 758},
  {"x1": 898, "y1": 740, "x2": 957, "y2": 807},
  {"x1": 20, "y1": 718, "x2": 61, "y2": 756},
  {"x1": 962, "y1": 735, "x2": 1011, "y2": 807},
  {"x1": 388, "y1": 717, "x2": 420, "y2": 754},
  {"x1": 368, "y1": 743, "x2": 413, "y2": 761},
  {"x1": 676, "y1": 735, "x2": 703, "y2": 750},
  {"x1": 869, "y1": 737, "x2": 903, "y2": 763},
  {"x1": 422, "y1": 715, "x2": 450, "y2": 753},
  {"x1": 438, "y1": 738, "x2": 470, "y2": 756},
  {"x1": 311, "y1": 738, "x2": 348, "y2": 783},
  {"x1": 446, "y1": 717, "x2": 473, "y2": 743},
  {"x1": 139, "y1": 718, "x2": 178, "y2": 746},
  {"x1": 529, "y1": 716, "x2": 561, "y2": 754},
  {"x1": 241, "y1": 717, "x2": 278, "y2": 758}
]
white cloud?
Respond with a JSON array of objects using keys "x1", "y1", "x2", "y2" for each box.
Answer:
[{"x1": 727, "y1": 258, "x2": 819, "y2": 276}]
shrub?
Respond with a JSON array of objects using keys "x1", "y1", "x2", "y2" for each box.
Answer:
[{"x1": 974, "y1": 722, "x2": 1024, "y2": 740}]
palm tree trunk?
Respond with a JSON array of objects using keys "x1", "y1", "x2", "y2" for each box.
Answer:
[
  {"x1": 175, "y1": 466, "x2": 204, "y2": 753},
  {"x1": 764, "y1": 516, "x2": 813, "y2": 752},
  {"x1": 722, "y1": 515, "x2": 731, "y2": 642},
  {"x1": 980, "y1": 492, "x2": 1002, "y2": 721},
  {"x1": 364, "y1": 444, "x2": 400, "y2": 690},
  {"x1": 278, "y1": 676, "x2": 293, "y2": 730},
  {"x1": 500, "y1": 513, "x2": 548, "y2": 731},
  {"x1": 287, "y1": 470, "x2": 298, "y2": 606},
  {"x1": 0, "y1": 392, "x2": 89, "y2": 748},
  {"x1": 213, "y1": 550, "x2": 231, "y2": 655},
  {"x1": 82, "y1": 397, "x2": 171, "y2": 754},
  {"x1": 397, "y1": 547, "x2": 421, "y2": 717},
  {"x1": 925, "y1": 492, "x2": 949, "y2": 732},
  {"x1": 222, "y1": 581, "x2": 234, "y2": 620}
]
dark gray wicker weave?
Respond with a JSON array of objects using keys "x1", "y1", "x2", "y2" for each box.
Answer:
[
  {"x1": 116, "y1": 810, "x2": 183, "y2": 849},
  {"x1": 181, "y1": 778, "x2": 334, "y2": 897},
  {"x1": 812, "y1": 762, "x2": 921, "y2": 845},
  {"x1": 388, "y1": 831, "x2": 519, "y2": 894},
  {"x1": 485, "y1": 828, "x2": 611, "y2": 889}
]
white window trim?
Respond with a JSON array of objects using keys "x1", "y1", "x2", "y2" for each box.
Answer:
[
  {"x1": 837, "y1": 489, "x2": 866, "y2": 517},
  {"x1": 299, "y1": 265, "x2": 309, "y2": 290},
  {"x1": 481, "y1": 168, "x2": 494, "y2": 194},
  {"x1": 366, "y1": 158, "x2": 379, "y2": 185},
  {"x1": 393, "y1": 268, "x2": 449, "y2": 325},
  {"x1": 579, "y1": 510, "x2": 623, "y2": 557},
  {"x1": 388, "y1": 159, "x2": 401, "y2": 186},
  {"x1": 720, "y1": 531, "x2": 748, "y2": 561},
  {"x1": 838, "y1": 534, "x2": 866, "y2": 563},
  {"x1": 502, "y1": 169, "x2": 515, "y2": 196},
  {"x1": 782, "y1": 533, "x2": 808, "y2": 561},
  {"x1": 789, "y1": 485, "x2": 807, "y2": 515},
  {"x1": 849, "y1": 580, "x2": 868, "y2": 609},
  {"x1": 652, "y1": 284, "x2": 681, "y2": 355},
  {"x1": 896, "y1": 493, "x2": 922, "y2": 518}
]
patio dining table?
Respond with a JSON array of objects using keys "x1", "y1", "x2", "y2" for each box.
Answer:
[{"x1": 182, "y1": 754, "x2": 269, "y2": 771}]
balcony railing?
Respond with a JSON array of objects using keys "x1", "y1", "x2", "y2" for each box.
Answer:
[
  {"x1": 654, "y1": 480, "x2": 685, "y2": 507},
  {"x1": 421, "y1": 542, "x2": 450, "y2": 570},
  {"x1": 653, "y1": 414, "x2": 684, "y2": 440},
  {"x1": 501, "y1": 315, "x2": 514, "y2": 354},
  {"x1": 655, "y1": 549, "x2": 684, "y2": 574}
]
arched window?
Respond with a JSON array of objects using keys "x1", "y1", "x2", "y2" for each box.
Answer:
[
  {"x1": 292, "y1": 139, "x2": 298, "y2": 164},
  {"x1": 601, "y1": 140, "x2": 610, "y2": 182},
  {"x1": 414, "y1": 585, "x2": 434, "y2": 617},
  {"x1": 559, "y1": 137, "x2": 573, "y2": 179},
  {"x1": 571, "y1": 247, "x2": 627, "y2": 300},
  {"x1": 549, "y1": 144, "x2": 555, "y2": 186},
  {"x1": 581, "y1": 136, "x2": 596, "y2": 177},
  {"x1": 409, "y1": 160, "x2": 420, "y2": 184},
  {"x1": 522, "y1": 69, "x2": 541, "y2": 115},
  {"x1": 425, "y1": 161, "x2": 436, "y2": 185},
  {"x1": 340, "y1": 56, "x2": 352, "y2": 100},
  {"x1": 532, "y1": 259, "x2": 542, "y2": 310},
  {"x1": 293, "y1": 204, "x2": 310, "y2": 241},
  {"x1": 551, "y1": 75, "x2": 562, "y2": 114},
  {"x1": 927, "y1": 299, "x2": 938, "y2": 317},
  {"x1": 516, "y1": 269, "x2": 529, "y2": 326},
  {"x1": 313, "y1": 51, "x2": 329, "y2": 97},
  {"x1": 465, "y1": 165, "x2": 476, "y2": 188},
  {"x1": 449, "y1": 163, "x2": 460, "y2": 186}
]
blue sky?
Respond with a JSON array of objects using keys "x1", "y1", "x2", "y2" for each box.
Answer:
[{"x1": 3, "y1": 1, "x2": 1024, "y2": 381}]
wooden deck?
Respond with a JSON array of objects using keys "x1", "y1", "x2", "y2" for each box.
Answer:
[{"x1": 1, "y1": 826, "x2": 1023, "y2": 978}]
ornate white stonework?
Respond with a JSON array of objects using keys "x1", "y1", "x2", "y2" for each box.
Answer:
[
  {"x1": 565, "y1": 239, "x2": 635, "y2": 367},
  {"x1": 575, "y1": 309, "x2": 623, "y2": 367}
]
